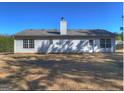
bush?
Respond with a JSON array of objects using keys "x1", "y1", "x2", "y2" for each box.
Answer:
[
  {"x1": 0, "y1": 35, "x2": 14, "y2": 52},
  {"x1": 115, "y1": 32, "x2": 123, "y2": 41}
]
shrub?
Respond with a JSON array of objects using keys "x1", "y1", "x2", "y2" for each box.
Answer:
[{"x1": 0, "y1": 35, "x2": 14, "y2": 52}]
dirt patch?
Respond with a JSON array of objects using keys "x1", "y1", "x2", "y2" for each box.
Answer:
[{"x1": 0, "y1": 53, "x2": 123, "y2": 90}]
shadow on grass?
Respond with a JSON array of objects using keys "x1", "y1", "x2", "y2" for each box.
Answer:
[{"x1": 0, "y1": 53, "x2": 123, "y2": 90}]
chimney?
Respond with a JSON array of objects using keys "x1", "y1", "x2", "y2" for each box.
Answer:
[{"x1": 60, "y1": 17, "x2": 67, "y2": 35}]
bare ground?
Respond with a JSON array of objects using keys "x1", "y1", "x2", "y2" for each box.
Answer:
[{"x1": 0, "y1": 53, "x2": 123, "y2": 90}]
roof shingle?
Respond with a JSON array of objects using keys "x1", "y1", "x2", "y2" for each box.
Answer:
[{"x1": 14, "y1": 29, "x2": 115, "y2": 37}]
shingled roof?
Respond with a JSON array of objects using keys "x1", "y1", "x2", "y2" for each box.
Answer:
[{"x1": 15, "y1": 29, "x2": 115, "y2": 37}]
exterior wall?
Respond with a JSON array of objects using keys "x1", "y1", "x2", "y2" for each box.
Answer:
[
  {"x1": 14, "y1": 39, "x2": 115, "y2": 53},
  {"x1": 14, "y1": 40, "x2": 35, "y2": 53}
]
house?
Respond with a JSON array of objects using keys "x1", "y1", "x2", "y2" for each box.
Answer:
[{"x1": 14, "y1": 17, "x2": 115, "y2": 53}]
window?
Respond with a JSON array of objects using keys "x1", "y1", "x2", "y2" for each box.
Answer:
[
  {"x1": 100, "y1": 39, "x2": 106, "y2": 48},
  {"x1": 23, "y1": 39, "x2": 28, "y2": 48},
  {"x1": 23, "y1": 39, "x2": 34, "y2": 48},
  {"x1": 106, "y1": 39, "x2": 111, "y2": 48},
  {"x1": 89, "y1": 40, "x2": 93, "y2": 46},
  {"x1": 29, "y1": 39, "x2": 34, "y2": 48},
  {"x1": 100, "y1": 39, "x2": 111, "y2": 48}
]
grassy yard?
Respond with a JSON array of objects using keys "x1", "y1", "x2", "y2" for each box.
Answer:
[{"x1": 0, "y1": 53, "x2": 123, "y2": 90}]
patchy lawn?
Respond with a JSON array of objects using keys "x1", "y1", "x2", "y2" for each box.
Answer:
[{"x1": 0, "y1": 53, "x2": 123, "y2": 90}]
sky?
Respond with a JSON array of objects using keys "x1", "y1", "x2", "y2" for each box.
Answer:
[{"x1": 0, "y1": 2, "x2": 123, "y2": 35}]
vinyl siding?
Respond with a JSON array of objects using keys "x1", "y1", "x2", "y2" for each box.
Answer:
[{"x1": 14, "y1": 39, "x2": 115, "y2": 53}]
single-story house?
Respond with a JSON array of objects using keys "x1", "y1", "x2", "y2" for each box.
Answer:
[{"x1": 14, "y1": 17, "x2": 115, "y2": 53}]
